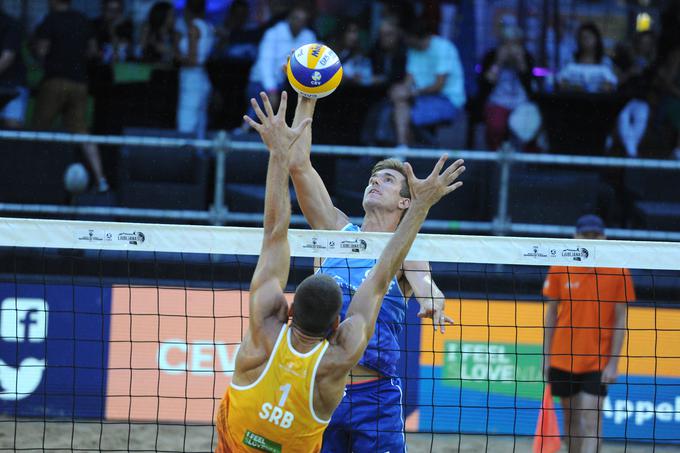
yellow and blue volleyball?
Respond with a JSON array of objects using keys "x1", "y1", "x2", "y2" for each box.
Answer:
[{"x1": 286, "y1": 43, "x2": 343, "y2": 99}]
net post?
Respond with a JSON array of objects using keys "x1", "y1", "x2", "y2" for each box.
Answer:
[
  {"x1": 211, "y1": 130, "x2": 230, "y2": 225},
  {"x1": 493, "y1": 141, "x2": 514, "y2": 236}
]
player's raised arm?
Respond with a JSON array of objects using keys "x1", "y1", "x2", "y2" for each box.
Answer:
[
  {"x1": 341, "y1": 155, "x2": 465, "y2": 364},
  {"x1": 245, "y1": 91, "x2": 312, "y2": 338},
  {"x1": 288, "y1": 93, "x2": 349, "y2": 230}
]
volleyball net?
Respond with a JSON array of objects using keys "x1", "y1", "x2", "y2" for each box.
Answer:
[{"x1": 0, "y1": 218, "x2": 679, "y2": 452}]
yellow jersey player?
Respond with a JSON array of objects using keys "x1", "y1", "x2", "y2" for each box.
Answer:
[{"x1": 215, "y1": 90, "x2": 464, "y2": 452}]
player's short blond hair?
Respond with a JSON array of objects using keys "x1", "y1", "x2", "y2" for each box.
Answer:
[{"x1": 371, "y1": 159, "x2": 411, "y2": 199}]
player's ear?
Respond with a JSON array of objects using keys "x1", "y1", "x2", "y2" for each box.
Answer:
[
  {"x1": 288, "y1": 303, "x2": 294, "y2": 319},
  {"x1": 398, "y1": 197, "x2": 411, "y2": 210},
  {"x1": 330, "y1": 315, "x2": 340, "y2": 332}
]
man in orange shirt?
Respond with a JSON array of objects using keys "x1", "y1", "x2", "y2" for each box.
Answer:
[
  {"x1": 215, "y1": 90, "x2": 465, "y2": 452},
  {"x1": 543, "y1": 214, "x2": 635, "y2": 453}
]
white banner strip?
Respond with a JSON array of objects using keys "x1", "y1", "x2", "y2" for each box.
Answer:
[{"x1": 0, "y1": 218, "x2": 679, "y2": 270}]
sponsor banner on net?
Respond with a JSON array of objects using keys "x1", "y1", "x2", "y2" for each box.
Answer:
[
  {"x1": 521, "y1": 244, "x2": 594, "y2": 264},
  {"x1": 75, "y1": 229, "x2": 146, "y2": 246},
  {"x1": 296, "y1": 235, "x2": 368, "y2": 255}
]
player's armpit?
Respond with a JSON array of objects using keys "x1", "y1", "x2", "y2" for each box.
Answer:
[
  {"x1": 248, "y1": 279, "x2": 289, "y2": 337},
  {"x1": 328, "y1": 316, "x2": 369, "y2": 373}
]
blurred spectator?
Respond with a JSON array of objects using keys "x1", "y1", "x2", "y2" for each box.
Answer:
[
  {"x1": 360, "y1": 16, "x2": 407, "y2": 145},
  {"x1": 32, "y1": 0, "x2": 108, "y2": 192},
  {"x1": 213, "y1": 0, "x2": 261, "y2": 63},
  {"x1": 557, "y1": 22, "x2": 617, "y2": 93},
  {"x1": 473, "y1": 19, "x2": 537, "y2": 150},
  {"x1": 369, "y1": 16, "x2": 406, "y2": 90},
  {"x1": 658, "y1": 46, "x2": 680, "y2": 159},
  {"x1": 137, "y1": 1, "x2": 175, "y2": 64},
  {"x1": 390, "y1": 19, "x2": 465, "y2": 148},
  {"x1": 0, "y1": 6, "x2": 27, "y2": 129},
  {"x1": 612, "y1": 31, "x2": 657, "y2": 158},
  {"x1": 175, "y1": 0, "x2": 214, "y2": 138},
  {"x1": 657, "y1": 0, "x2": 680, "y2": 67},
  {"x1": 92, "y1": 0, "x2": 133, "y2": 64},
  {"x1": 234, "y1": 3, "x2": 316, "y2": 134},
  {"x1": 333, "y1": 18, "x2": 372, "y2": 86},
  {"x1": 657, "y1": 2, "x2": 680, "y2": 159}
]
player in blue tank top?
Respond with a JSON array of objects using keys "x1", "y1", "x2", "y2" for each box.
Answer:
[{"x1": 288, "y1": 93, "x2": 465, "y2": 452}]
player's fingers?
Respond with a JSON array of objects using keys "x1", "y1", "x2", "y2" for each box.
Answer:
[
  {"x1": 430, "y1": 154, "x2": 448, "y2": 178},
  {"x1": 439, "y1": 315, "x2": 455, "y2": 334},
  {"x1": 445, "y1": 181, "x2": 463, "y2": 194},
  {"x1": 250, "y1": 97, "x2": 267, "y2": 123},
  {"x1": 277, "y1": 90, "x2": 288, "y2": 117},
  {"x1": 403, "y1": 162, "x2": 416, "y2": 185},
  {"x1": 243, "y1": 115, "x2": 262, "y2": 132},
  {"x1": 442, "y1": 165, "x2": 466, "y2": 187},
  {"x1": 260, "y1": 91, "x2": 275, "y2": 118},
  {"x1": 442, "y1": 159, "x2": 465, "y2": 179}
]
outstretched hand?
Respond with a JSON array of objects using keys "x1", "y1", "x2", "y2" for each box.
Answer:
[
  {"x1": 404, "y1": 155, "x2": 465, "y2": 210},
  {"x1": 243, "y1": 91, "x2": 312, "y2": 156},
  {"x1": 417, "y1": 296, "x2": 455, "y2": 334}
]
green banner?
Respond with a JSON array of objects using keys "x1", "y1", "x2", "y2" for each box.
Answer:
[
  {"x1": 442, "y1": 341, "x2": 544, "y2": 399},
  {"x1": 243, "y1": 430, "x2": 282, "y2": 453}
]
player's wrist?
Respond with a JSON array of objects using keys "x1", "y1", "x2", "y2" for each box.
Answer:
[{"x1": 289, "y1": 158, "x2": 313, "y2": 174}]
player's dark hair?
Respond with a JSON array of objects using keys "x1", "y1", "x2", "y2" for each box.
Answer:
[
  {"x1": 292, "y1": 274, "x2": 343, "y2": 337},
  {"x1": 371, "y1": 159, "x2": 411, "y2": 199}
]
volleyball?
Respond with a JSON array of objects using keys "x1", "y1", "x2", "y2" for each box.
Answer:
[
  {"x1": 286, "y1": 43, "x2": 343, "y2": 99},
  {"x1": 63, "y1": 163, "x2": 90, "y2": 194}
]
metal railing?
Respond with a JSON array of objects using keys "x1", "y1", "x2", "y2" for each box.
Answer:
[{"x1": 1, "y1": 128, "x2": 680, "y2": 241}]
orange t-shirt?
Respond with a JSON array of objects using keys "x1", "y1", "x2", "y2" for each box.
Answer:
[{"x1": 543, "y1": 266, "x2": 635, "y2": 373}]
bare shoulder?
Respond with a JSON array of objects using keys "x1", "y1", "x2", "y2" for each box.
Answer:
[{"x1": 232, "y1": 319, "x2": 286, "y2": 386}]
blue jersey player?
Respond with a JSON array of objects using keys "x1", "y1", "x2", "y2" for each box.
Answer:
[{"x1": 288, "y1": 94, "x2": 464, "y2": 452}]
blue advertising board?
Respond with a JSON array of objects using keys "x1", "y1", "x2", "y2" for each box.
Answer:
[{"x1": 0, "y1": 283, "x2": 111, "y2": 418}]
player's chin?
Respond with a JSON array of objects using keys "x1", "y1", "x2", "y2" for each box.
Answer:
[{"x1": 362, "y1": 197, "x2": 378, "y2": 210}]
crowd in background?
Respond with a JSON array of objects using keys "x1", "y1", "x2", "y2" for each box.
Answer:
[{"x1": 1, "y1": 0, "x2": 680, "y2": 191}]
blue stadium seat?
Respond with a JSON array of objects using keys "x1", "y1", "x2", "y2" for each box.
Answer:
[
  {"x1": 0, "y1": 140, "x2": 76, "y2": 204},
  {"x1": 116, "y1": 128, "x2": 209, "y2": 210}
]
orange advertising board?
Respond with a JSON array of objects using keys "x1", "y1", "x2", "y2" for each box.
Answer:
[{"x1": 105, "y1": 286, "x2": 294, "y2": 423}]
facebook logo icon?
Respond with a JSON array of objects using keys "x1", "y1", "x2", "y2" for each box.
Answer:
[
  {"x1": 0, "y1": 298, "x2": 48, "y2": 401},
  {"x1": 0, "y1": 298, "x2": 48, "y2": 342}
]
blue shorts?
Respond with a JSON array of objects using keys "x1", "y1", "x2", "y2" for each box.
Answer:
[
  {"x1": 411, "y1": 94, "x2": 459, "y2": 127},
  {"x1": 321, "y1": 378, "x2": 405, "y2": 453}
]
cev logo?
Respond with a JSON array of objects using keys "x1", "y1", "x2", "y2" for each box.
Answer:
[
  {"x1": 0, "y1": 298, "x2": 48, "y2": 401},
  {"x1": 311, "y1": 71, "x2": 322, "y2": 85}
]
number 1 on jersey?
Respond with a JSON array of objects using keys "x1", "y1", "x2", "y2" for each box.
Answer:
[{"x1": 278, "y1": 383, "x2": 291, "y2": 407}]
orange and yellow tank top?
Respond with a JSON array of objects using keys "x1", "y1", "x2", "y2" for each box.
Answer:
[{"x1": 217, "y1": 324, "x2": 330, "y2": 453}]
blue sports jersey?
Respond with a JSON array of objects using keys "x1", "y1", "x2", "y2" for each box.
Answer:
[{"x1": 316, "y1": 223, "x2": 406, "y2": 377}]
